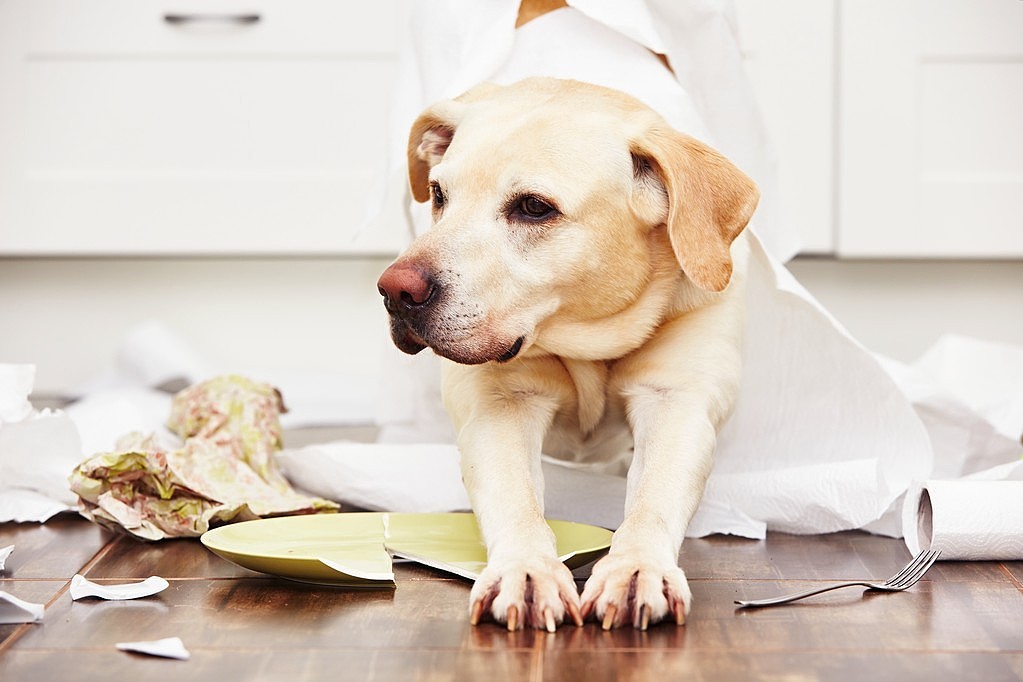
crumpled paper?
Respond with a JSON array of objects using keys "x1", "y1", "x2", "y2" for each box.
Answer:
[
  {"x1": 69, "y1": 375, "x2": 338, "y2": 540},
  {"x1": 0, "y1": 364, "x2": 81, "y2": 522}
]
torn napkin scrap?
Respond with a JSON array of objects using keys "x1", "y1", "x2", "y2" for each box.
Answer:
[
  {"x1": 0, "y1": 544, "x2": 13, "y2": 571},
  {"x1": 70, "y1": 574, "x2": 169, "y2": 600},
  {"x1": 116, "y1": 636, "x2": 190, "y2": 660},
  {"x1": 0, "y1": 591, "x2": 45, "y2": 624}
]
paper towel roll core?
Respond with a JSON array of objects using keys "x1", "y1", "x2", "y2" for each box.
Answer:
[{"x1": 903, "y1": 480, "x2": 1023, "y2": 560}]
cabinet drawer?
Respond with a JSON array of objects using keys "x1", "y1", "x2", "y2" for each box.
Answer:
[{"x1": 26, "y1": 0, "x2": 405, "y2": 57}]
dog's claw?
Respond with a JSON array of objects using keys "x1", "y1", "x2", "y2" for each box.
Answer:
[
  {"x1": 566, "y1": 600, "x2": 584, "y2": 627},
  {"x1": 674, "y1": 600, "x2": 686, "y2": 626},
  {"x1": 506, "y1": 604, "x2": 520, "y2": 631},
  {"x1": 469, "y1": 599, "x2": 485, "y2": 626},
  {"x1": 543, "y1": 607, "x2": 556, "y2": 633},
  {"x1": 602, "y1": 603, "x2": 618, "y2": 630},
  {"x1": 636, "y1": 604, "x2": 650, "y2": 631}
]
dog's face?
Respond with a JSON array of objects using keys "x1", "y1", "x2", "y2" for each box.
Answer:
[{"x1": 378, "y1": 78, "x2": 758, "y2": 365}]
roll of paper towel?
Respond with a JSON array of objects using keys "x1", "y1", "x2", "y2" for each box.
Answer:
[{"x1": 903, "y1": 480, "x2": 1023, "y2": 560}]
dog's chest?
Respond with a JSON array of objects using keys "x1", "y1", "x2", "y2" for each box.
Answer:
[{"x1": 541, "y1": 358, "x2": 634, "y2": 475}]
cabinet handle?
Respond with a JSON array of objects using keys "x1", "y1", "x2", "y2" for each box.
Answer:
[{"x1": 163, "y1": 13, "x2": 261, "y2": 26}]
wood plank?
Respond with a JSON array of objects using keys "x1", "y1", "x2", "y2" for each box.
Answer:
[{"x1": 0, "y1": 515, "x2": 112, "y2": 579}]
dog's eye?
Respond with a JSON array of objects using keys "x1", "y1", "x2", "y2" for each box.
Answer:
[
  {"x1": 431, "y1": 183, "x2": 445, "y2": 209},
  {"x1": 514, "y1": 195, "x2": 557, "y2": 221}
]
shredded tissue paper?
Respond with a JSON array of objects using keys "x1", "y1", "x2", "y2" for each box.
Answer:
[{"x1": 2, "y1": 1, "x2": 1021, "y2": 563}]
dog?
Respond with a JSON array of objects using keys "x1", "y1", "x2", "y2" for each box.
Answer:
[{"x1": 377, "y1": 10, "x2": 758, "y2": 632}]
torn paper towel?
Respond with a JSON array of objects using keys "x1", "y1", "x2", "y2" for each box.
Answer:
[
  {"x1": 0, "y1": 364, "x2": 81, "y2": 522},
  {"x1": 70, "y1": 376, "x2": 338, "y2": 540},
  {"x1": 278, "y1": 442, "x2": 765, "y2": 538},
  {"x1": 116, "y1": 636, "x2": 190, "y2": 660},
  {"x1": 0, "y1": 591, "x2": 45, "y2": 624},
  {"x1": 70, "y1": 574, "x2": 169, "y2": 601}
]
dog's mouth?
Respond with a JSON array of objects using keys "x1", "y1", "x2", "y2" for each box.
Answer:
[
  {"x1": 388, "y1": 316, "x2": 526, "y2": 365},
  {"x1": 389, "y1": 321, "x2": 429, "y2": 356}
]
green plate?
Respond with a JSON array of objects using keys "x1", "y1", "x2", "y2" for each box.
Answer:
[{"x1": 200, "y1": 512, "x2": 612, "y2": 586}]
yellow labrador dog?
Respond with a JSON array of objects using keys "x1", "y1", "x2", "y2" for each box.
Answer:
[{"x1": 377, "y1": 76, "x2": 758, "y2": 630}]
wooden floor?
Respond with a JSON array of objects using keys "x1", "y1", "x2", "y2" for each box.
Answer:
[{"x1": 2, "y1": 513, "x2": 1022, "y2": 681}]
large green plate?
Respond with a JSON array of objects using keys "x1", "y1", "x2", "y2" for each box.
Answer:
[{"x1": 200, "y1": 512, "x2": 612, "y2": 586}]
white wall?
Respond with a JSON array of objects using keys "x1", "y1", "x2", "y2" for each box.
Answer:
[
  {"x1": 0, "y1": 257, "x2": 392, "y2": 395},
  {"x1": 788, "y1": 259, "x2": 1023, "y2": 362}
]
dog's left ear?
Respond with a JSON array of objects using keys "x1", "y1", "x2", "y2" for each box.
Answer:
[
  {"x1": 630, "y1": 125, "x2": 760, "y2": 292},
  {"x1": 407, "y1": 84, "x2": 505, "y2": 203}
]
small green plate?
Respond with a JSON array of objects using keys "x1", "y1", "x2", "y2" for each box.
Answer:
[{"x1": 200, "y1": 512, "x2": 612, "y2": 586}]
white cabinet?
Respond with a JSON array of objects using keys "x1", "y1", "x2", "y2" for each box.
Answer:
[
  {"x1": 737, "y1": 0, "x2": 1023, "y2": 258},
  {"x1": 0, "y1": 0, "x2": 408, "y2": 255},
  {"x1": 838, "y1": 0, "x2": 1023, "y2": 258}
]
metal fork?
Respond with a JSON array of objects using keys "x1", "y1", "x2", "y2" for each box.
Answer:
[{"x1": 734, "y1": 549, "x2": 941, "y2": 608}]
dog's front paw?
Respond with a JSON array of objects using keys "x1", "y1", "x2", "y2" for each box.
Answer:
[
  {"x1": 469, "y1": 557, "x2": 583, "y2": 632},
  {"x1": 579, "y1": 553, "x2": 691, "y2": 630}
]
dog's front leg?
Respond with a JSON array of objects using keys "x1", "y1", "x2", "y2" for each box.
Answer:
[
  {"x1": 443, "y1": 362, "x2": 583, "y2": 632},
  {"x1": 580, "y1": 300, "x2": 744, "y2": 629}
]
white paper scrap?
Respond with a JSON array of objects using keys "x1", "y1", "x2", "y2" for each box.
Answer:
[
  {"x1": 70, "y1": 574, "x2": 170, "y2": 601},
  {"x1": 0, "y1": 544, "x2": 13, "y2": 571},
  {"x1": 115, "y1": 636, "x2": 190, "y2": 660},
  {"x1": 0, "y1": 590, "x2": 45, "y2": 624}
]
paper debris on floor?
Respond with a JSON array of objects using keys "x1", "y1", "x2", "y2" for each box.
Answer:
[
  {"x1": 69, "y1": 375, "x2": 339, "y2": 540},
  {"x1": 0, "y1": 590, "x2": 45, "y2": 624},
  {"x1": 116, "y1": 636, "x2": 190, "y2": 660},
  {"x1": 0, "y1": 364, "x2": 81, "y2": 523},
  {"x1": 0, "y1": 544, "x2": 13, "y2": 571},
  {"x1": 70, "y1": 574, "x2": 170, "y2": 601}
]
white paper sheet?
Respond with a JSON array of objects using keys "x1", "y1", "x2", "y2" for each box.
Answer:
[
  {"x1": 70, "y1": 574, "x2": 170, "y2": 601},
  {"x1": 115, "y1": 636, "x2": 190, "y2": 660}
]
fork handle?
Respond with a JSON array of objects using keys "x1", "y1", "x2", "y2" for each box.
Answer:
[{"x1": 735, "y1": 581, "x2": 878, "y2": 608}]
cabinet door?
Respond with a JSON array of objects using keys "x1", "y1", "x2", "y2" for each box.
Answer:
[
  {"x1": 839, "y1": 0, "x2": 1023, "y2": 257},
  {"x1": 0, "y1": 0, "x2": 407, "y2": 256}
]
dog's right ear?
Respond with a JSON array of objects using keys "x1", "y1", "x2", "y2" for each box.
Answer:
[{"x1": 407, "y1": 106, "x2": 458, "y2": 203}]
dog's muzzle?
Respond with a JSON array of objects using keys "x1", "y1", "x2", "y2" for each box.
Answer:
[{"x1": 377, "y1": 261, "x2": 525, "y2": 364}]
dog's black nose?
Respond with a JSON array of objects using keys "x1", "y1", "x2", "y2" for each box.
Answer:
[{"x1": 377, "y1": 263, "x2": 436, "y2": 313}]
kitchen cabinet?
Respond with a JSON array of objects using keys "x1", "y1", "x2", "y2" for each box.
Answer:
[
  {"x1": 0, "y1": 0, "x2": 408, "y2": 255},
  {"x1": 838, "y1": 0, "x2": 1023, "y2": 257}
]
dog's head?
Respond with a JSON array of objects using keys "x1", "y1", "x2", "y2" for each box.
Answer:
[{"x1": 377, "y1": 78, "x2": 758, "y2": 365}]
